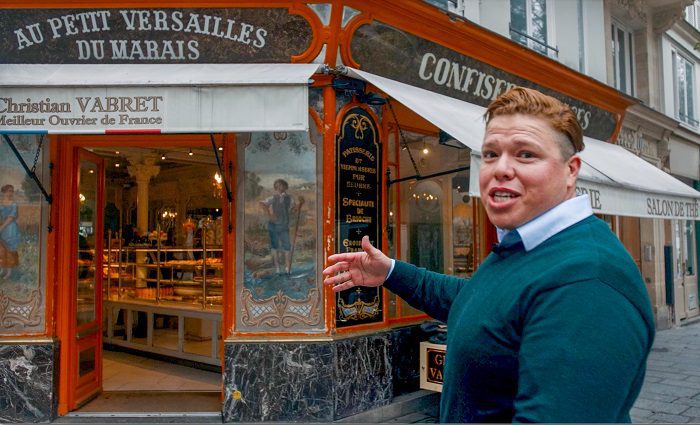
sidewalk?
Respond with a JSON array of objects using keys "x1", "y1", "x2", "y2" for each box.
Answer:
[{"x1": 631, "y1": 319, "x2": 700, "y2": 423}]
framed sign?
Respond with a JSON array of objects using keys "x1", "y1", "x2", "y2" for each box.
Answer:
[
  {"x1": 1, "y1": 8, "x2": 313, "y2": 63},
  {"x1": 335, "y1": 106, "x2": 382, "y2": 327}
]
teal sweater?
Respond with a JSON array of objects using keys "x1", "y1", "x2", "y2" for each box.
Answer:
[{"x1": 385, "y1": 216, "x2": 655, "y2": 423}]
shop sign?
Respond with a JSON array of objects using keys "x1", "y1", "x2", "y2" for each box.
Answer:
[
  {"x1": 0, "y1": 85, "x2": 311, "y2": 133},
  {"x1": 335, "y1": 106, "x2": 383, "y2": 327},
  {"x1": 576, "y1": 181, "x2": 700, "y2": 220},
  {"x1": 0, "y1": 8, "x2": 312, "y2": 63},
  {"x1": 350, "y1": 22, "x2": 617, "y2": 141},
  {"x1": 419, "y1": 341, "x2": 445, "y2": 392}
]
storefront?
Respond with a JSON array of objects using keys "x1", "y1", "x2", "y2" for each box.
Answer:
[{"x1": 1, "y1": 1, "x2": 699, "y2": 423}]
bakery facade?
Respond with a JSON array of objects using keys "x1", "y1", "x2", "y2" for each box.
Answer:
[{"x1": 1, "y1": 1, "x2": 699, "y2": 422}]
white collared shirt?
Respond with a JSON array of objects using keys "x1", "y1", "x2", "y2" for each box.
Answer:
[{"x1": 497, "y1": 194, "x2": 593, "y2": 251}]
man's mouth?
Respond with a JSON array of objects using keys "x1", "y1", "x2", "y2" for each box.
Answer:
[{"x1": 490, "y1": 190, "x2": 518, "y2": 202}]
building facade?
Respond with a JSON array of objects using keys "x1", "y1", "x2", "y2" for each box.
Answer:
[{"x1": 0, "y1": 0, "x2": 699, "y2": 423}]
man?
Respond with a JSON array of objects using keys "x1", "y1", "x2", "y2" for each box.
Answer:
[{"x1": 323, "y1": 87, "x2": 654, "y2": 423}]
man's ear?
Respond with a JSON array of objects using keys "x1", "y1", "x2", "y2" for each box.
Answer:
[{"x1": 566, "y1": 155, "x2": 581, "y2": 189}]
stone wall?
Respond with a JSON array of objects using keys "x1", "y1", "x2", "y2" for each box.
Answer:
[{"x1": 0, "y1": 341, "x2": 58, "y2": 423}]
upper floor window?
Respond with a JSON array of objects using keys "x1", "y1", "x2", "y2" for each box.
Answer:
[
  {"x1": 672, "y1": 50, "x2": 698, "y2": 126},
  {"x1": 611, "y1": 21, "x2": 635, "y2": 96},
  {"x1": 510, "y1": 0, "x2": 557, "y2": 57},
  {"x1": 686, "y1": 1, "x2": 700, "y2": 31}
]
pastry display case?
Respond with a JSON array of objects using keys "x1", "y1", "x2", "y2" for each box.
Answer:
[{"x1": 102, "y1": 233, "x2": 223, "y2": 366}]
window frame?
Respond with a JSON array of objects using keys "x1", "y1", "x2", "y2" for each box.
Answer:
[
  {"x1": 672, "y1": 49, "x2": 698, "y2": 127},
  {"x1": 611, "y1": 20, "x2": 636, "y2": 96},
  {"x1": 509, "y1": 0, "x2": 558, "y2": 58}
]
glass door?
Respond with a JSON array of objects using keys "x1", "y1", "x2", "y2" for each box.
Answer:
[{"x1": 72, "y1": 149, "x2": 105, "y2": 407}]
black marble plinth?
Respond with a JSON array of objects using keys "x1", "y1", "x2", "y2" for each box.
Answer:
[
  {"x1": 388, "y1": 325, "x2": 427, "y2": 396},
  {"x1": 224, "y1": 325, "x2": 425, "y2": 422},
  {"x1": 0, "y1": 342, "x2": 58, "y2": 423}
]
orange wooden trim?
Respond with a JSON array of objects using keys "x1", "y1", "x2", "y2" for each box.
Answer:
[
  {"x1": 609, "y1": 111, "x2": 626, "y2": 143},
  {"x1": 390, "y1": 125, "x2": 402, "y2": 320},
  {"x1": 1, "y1": 0, "x2": 320, "y2": 8},
  {"x1": 311, "y1": 74, "x2": 333, "y2": 87},
  {"x1": 44, "y1": 136, "x2": 58, "y2": 337},
  {"x1": 221, "y1": 133, "x2": 235, "y2": 343},
  {"x1": 388, "y1": 314, "x2": 429, "y2": 325},
  {"x1": 333, "y1": 320, "x2": 387, "y2": 335},
  {"x1": 309, "y1": 107, "x2": 323, "y2": 134},
  {"x1": 289, "y1": 3, "x2": 325, "y2": 64},
  {"x1": 322, "y1": 85, "x2": 336, "y2": 334},
  {"x1": 62, "y1": 134, "x2": 215, "y2": 147},
  {"x1": 338, "y1": 13, "x2": 373, "y2": 69},
  {"x1": 58, "y1": 141, "x2": 81, "y2": 414},
  {"x1": 231, "y1": 331, "x2": 329, "y2": 338},
  {"x1": 322, "y1": 0, "x2": 344, "y2": 67}
]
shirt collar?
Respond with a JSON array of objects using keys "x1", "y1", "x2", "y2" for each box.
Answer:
[{"x1": 497, "y1": 195, "x2": 593, "y2": 251}]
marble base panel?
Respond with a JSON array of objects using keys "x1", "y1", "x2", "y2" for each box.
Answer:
[
  {"x1": 223, "y1": 325, "x2": 424, "y2": 422},
  {"x1": 0, "y1": 342, "x2": 59, "y2": 423},
  {"x1": 388, "y1": 325, "x2": 426, "y2": 396}
]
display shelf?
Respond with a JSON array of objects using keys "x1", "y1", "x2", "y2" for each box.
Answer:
[
  {"x1": 103, "y1": 236, "x2": 223, "y2": 309},
  {"x1": 103, "y1": 299, "x2": 221, "y2": 366}
]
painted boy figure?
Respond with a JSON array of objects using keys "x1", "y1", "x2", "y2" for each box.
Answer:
[{"x1": 260, "y1": 178, "x2": 295, "y2": 274}]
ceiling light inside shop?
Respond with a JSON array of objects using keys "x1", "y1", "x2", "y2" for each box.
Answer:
[{"x1": 188, "y1": 148, "x2": 193, "y2": 156}]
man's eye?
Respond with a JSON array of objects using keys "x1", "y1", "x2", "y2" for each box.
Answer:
[
  {"x1": 518, "y1": 151, "x2": 535, "y2": 159},
  {"x1": 483, "y1": 151, "x2": 498, "y2": 159}
]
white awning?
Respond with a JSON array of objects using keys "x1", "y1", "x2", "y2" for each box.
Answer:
[
  {"x1": 470, "y1": 145, "x2": 700, "y2": 220},
  {"x1": 345, "y1": 67, "x2": 485, "y2": 150},
  {"x1": 0, "y1": 64, "x2": 320, "y2": 134},
  {"x1": 347, "y1": 67, "x2": 700, "y2": 220}
]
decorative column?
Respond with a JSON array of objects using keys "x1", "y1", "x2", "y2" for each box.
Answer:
[
  {"x1": 127, "y1": 158, "x2": 160, "y2": 287},
  {"x1": 127, "y1": 162, "x2": 160, "y2": 237}
]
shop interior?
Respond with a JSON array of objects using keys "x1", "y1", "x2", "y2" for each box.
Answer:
[{"x1": 75, "y1": 144, "x2": 225, "y2": 414}]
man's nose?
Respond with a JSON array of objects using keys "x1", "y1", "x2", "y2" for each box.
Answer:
[{"x1": 492, "y1": 155, "x2": 515, "y2": 180}]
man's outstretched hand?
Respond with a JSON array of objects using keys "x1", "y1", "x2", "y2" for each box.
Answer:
[{"x1": 322, "y1": 235, "x2": 392, "y2": 292}]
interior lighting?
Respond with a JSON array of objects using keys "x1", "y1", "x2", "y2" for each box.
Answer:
[
  {"x1": 188, "y1": 148, "x2": 193, "y2": 156},
  {"x1": 218, "y1": 146, "x2": 223, "y2": 151},
  {"x1": 161, "y1": 153, "x2": 166, "y2": 160},
  {"x1": 115, "y1": 162, "x2": 120, "y2": 168}
]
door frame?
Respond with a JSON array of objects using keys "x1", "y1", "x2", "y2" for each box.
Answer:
[
  {"x1": 56, "y1": 147, "x2": 105, "y2": 413},
  {"x1": 55, "y1": 134, "x2": 232, "y2": 415}
]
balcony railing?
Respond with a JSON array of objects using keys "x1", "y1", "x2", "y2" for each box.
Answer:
[{"x1": 509, "y1": 24, "x2": 559, "y2": 58}]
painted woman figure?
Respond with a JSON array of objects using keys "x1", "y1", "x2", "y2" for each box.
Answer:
[{"x1": 0, "y1": 184, "x2": 20, "y2": 279}]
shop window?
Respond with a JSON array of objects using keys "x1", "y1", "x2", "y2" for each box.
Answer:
[
  {"x1": 389, "y1": 129, "x2": 474, "y2": 320},
  {"x1": 686, "y1": 1, "x2": 700, "y2": 31},
  {"x1": 611, "y1": 21, "x2": 635, "y2": 96},
  {"x1": 237, "y1": 118, "x2": 322, "y2": 332},
  {"x1": 510, "y1": 0, "x2": 557, "y2": 58},
  {"x1": 673, "y1": 50, "x2": 698, "y2": 127},
  {"x1": 0, "y1": 134, "x2": 48, "y2": 334}
]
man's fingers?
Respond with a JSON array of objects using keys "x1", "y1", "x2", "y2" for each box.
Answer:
[
  {"x1": 327, "y1": 252, "x2": 361, "y2": 264},
  {"x1": 329, "y1": 278, "x2": 354, "y2": 292},
  {"x1": 322, "y1": 261, "x2": 350, "y2": 276}
]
